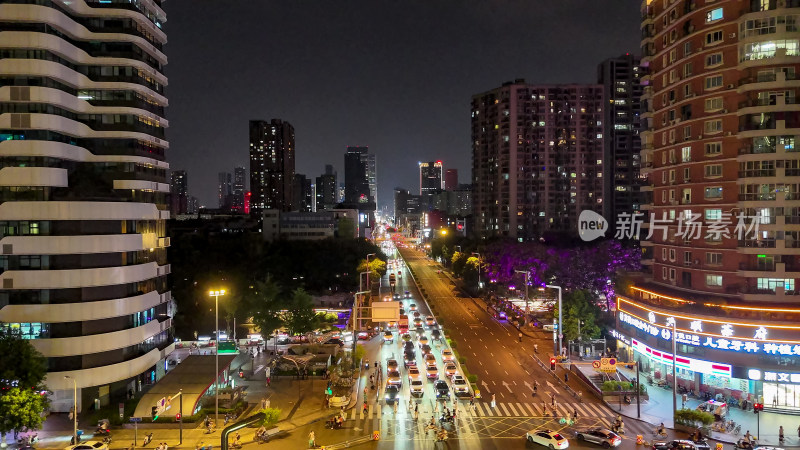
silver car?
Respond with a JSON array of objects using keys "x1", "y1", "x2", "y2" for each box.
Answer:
[{"x1": 575, "y1": 428, "x2": 622, "y2": 448}]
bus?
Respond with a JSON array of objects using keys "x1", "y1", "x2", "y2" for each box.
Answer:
[{"x1": 487, "y1": 305, "x2": 507, "y2": 321}]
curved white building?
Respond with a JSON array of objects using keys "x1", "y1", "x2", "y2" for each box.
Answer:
[{"x1": 0, "y1": 0, "x2": 173, "y2": 412}]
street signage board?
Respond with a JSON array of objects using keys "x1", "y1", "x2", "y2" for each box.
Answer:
[
  {"x1": 129, "y1": 417, "x2": 142, "y2": 423},
  {"x1": 600, "y1": 357, "x2": 617, "y2": 373},
  {"x1": 371, "y1": 301, "x2": 400, "y2": 322}
]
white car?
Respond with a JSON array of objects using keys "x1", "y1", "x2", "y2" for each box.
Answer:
[
  {"x1": 452, "y1": 374, "x2": 469, "y2": 394},
  {"x1": 410, "y1": 379, "x2": 424, "y2": 397},
  {"x1": 526, "y1": 430, "x2": 570, "y2": 449},
  {"x1": 65, "y1": 442, "x2": 109, "y2": 450},
  {"x1": 441, "y1": 348, "x2": 455, "y2": 361}
]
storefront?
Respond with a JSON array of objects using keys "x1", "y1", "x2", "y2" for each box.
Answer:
[{"x1": 613, "y1": 293, "x2": 800, "y2": 409}]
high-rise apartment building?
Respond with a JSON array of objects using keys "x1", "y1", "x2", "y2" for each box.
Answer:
[
  {"x1": 344, "y1": 147, "x2": 371, "y2": 205},
  {"x1": 419, "y1": 161, "x2": 444, "y2": 195},
  {"x1": 292, "y1": 174, "x2": 313, "y2": 212},
  {"x1": 611, "y1": 0, "x2": 800, "y2": 413},
  {"x1": 249, "y1": 119, "x2": 295, "y2": 212},
  {"x1": 598, "y1": 55, "x2": 644, "y2": 228},
  {"x1": 218, "y1": 172, "x2": 232, "y2": 210},
  {"x1": 232, "y1": 166, "x2": 246, "y2": 212},
  {"x1": 316, "y1": 164, "x2": 338, "y2": 211},
  {"x1": 170, "y1": 170, "x2": 189, "y2": 215},
  {"x1": 471, "y1": 80, "x2": 605, "y2": 241},
  {"x1": 0, "y1": 0, "x2": 172, "y2": 411},
  {"x1": 444, "y1": 169, "x2": 459, "y2": 191}
]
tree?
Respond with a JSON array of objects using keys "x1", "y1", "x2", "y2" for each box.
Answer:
[
  {"x1": 283, "y1": 288, "x2": 319, "y2": 336},
  {"x1": 557, "y1": 290, "x2": 601, "y2": 342},
  {"x1": 357, "y1": 258, "x2": 386, "y2": 282},
  {"x1": 246, "y1": 278, "x2": 285, "y2": 341},
  {"x1": 451, "y1": 252, "x2": 468, "y2": 277},
  {"x1": 256, "y1": 407, "x2": 282, "y2": 427},
  {"x1": 0, "y1": 388, "x2": 49, "y2": 438},
  {"x1": 0, "y1": 329, "x2": 47, "y2": 390}
]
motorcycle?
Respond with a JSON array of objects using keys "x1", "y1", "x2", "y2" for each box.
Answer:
[{"x1": 734, "y1": 439, "x2": 757, "y2": 450}]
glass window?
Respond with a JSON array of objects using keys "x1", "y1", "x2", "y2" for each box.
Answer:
[
  {"x1": 706, "y1": 30, "x2": 723, "y2": 45},
  {"x1": 704, "y1": 164, "x2": 723, "y2": 177},
  {"x1": 757, "y1": 278, "x2": 795, "y2": 291},
  {"x1": 706, "y1": 8, "x2": 723, "y2": 22},
  {"x1": 705, "y1": 186, "x2": 723, "y2": 199},
  {"x1": 704, "y1": 120, "x2": 723, "y2": 134},
  {"x1": 705, "y1": 53, "x2": 724, "y2": 67},
  {"x1": 705, "y1": 75, "x2": 723, "y2": 90},
  {"x1": 705, "y1": 97, "x2": 724, "y2": 111},
  {"x1": 705, "y1": 142, "x2": 722, "y2": 155},
  {"x1": 706, "y1": 252, "x2": 722, "y2": 265},
  {"x1": 706, "y1": 275, "x2": 723, "y2": 286},
  {"x1": 705, "y1": 209, "x2": 722, "y2": 221}
]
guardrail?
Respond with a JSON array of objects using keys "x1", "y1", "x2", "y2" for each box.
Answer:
[
  {"x1": 531, "y1": 354, "x2": 582, "y2": 401},
  {"x1": 321, "y1": 434, "x2": 373, "y2": 449}
]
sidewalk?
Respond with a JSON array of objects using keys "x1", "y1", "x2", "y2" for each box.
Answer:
[{"x1": 614, "y1": 366, "x2": 800, "y2": 447}]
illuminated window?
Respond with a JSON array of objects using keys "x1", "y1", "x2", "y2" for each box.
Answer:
[
  {"x1": 706, "y1": 275, "x2": 723, "y2": 286},
  {"x1": 706, "y1": 8, "x2": 723, "y2": 23},
  {"x1": 757, "y1": 278, "x2": 795, "y2": 291},
  {"x1": 704, "y1": 186, "x2": 723, "y2": 199}
]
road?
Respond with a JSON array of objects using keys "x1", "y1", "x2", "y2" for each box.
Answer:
[{"x1": 261, "y1": 237, "x2": 669, "y2": 449}]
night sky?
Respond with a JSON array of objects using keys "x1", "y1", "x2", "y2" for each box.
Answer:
[{"x1": 162, "y1": 1, "x2": 641, "y2": 209}]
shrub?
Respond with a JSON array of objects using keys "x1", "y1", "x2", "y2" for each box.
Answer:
[
  {"x1": 467, "y1": 374, "x2": 478, "y2": 384},
  {"x1": 675, "y1": 408, "x2": 714, "y2": 427},
  {"x1": 458, "y1": 356, "x2": 466, "y2": 364},
  {"x1": 448, "y1": 339, "x2": 457, "y2": 349}
]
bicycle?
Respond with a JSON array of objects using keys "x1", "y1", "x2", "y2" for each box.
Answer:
[{"x1": 654, "y1": 428, "x2": 668, "y2": 438}]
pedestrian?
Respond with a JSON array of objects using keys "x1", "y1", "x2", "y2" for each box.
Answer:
[
  {"x1": 308, "y1": 430, "x2": 316, "y2": 448},
  {"x1": 364, "y1": 387, "x2": 367, "y2": 398},
  {"x1": 564, "y1": 372, "x2": 569, "y2": 383},
  {"x1": 682, "y1": 393, "x2": 687, "y2": 408},
  {"x1": 363, "y1": 401, "x2": 368, "y2": 414},
  {"x1": 542, "y1": 401, "x2": 548, "y2": 416},
  {"x1": 369, "y1": 374, "x2": 374, "y2": 385},
  {"x1": 409, "y1": 398, "x2": 414, "y2": 411},
  {"x1": 797, "y1": 424, "x2": 800, "y2": 439},
  {"x1": 518, "y1": 332, "x2": 523, "y2": 342},
  {"x1": 375, "y1": 361, "x2": 378, "y2": 369},
  {"x1": 414, "y1": 408, "x2": 419, "y2": 421},
  {"x1": 780, "y1": 426, "x2": 785, "y2": 442},
  {"x1": 393, "y1": 401, "x2": 398, "y2": 414},
  {"x1": 551, "y1": 393, "x2": 556, "y2": 407},
  {"x1": 578, "y1": 391, "x2": 583, "y2": 403},
  {"x1": 572, "y1": 410, "x2": 578, "y2": 421},
  {"x1": 491, "y1": 393, "x2": 496, "y2": 408},
  {"x1": 534, "y1": 343, "x2": 539, "y2": 353}
]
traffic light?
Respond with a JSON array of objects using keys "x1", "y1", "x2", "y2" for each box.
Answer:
[
  {"x1": 753, "y1": 403, "x2": 763, "y2": 414},
  {"x1": 550, "y1": 357, "x2": 557, "y2": 370},
  {"x1": 175, "y1": 413, "x2": 181, "y2": 422},
  {"x1": 151, "y1": 406, "x2": 158, "y2": 421}
]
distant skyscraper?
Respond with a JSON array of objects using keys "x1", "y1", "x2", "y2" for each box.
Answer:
[
  {"x1": 344, "y1": 147, "x2": 371, "y2": 205},
  {"x1": 598, "y1": 54, "x2": 643, "y2": 229},
  {"x1": 293, "y1": 174, "x2": 313, "y2": 212},
  {"x1": 472, "y1": 80, "x2": 605, "y2": 240},
  {"x1": 249, "y1": 119, "x2": 295, "y2": 212},
  {"x1": 188, "y1": 196, "x2": 200, "y2": 214},
  {"x1": 444, "y1": 169, "x2": 458, "y2": 191},
  {"x1": 419, "y1": 161, "x2": 444, "y2": 195},
  {"x1": 316, "y1": 164, "x2": 338, "y2": 211},
  {"x1": 0, "y1": 0, "x2": 172, "y2": 412},
  {"x1": 232, "y1": 166, "x2": 246, "y2": 212},
  {"x1": 171, "y1": 170, "x2": 189, "y2": 215},
  {"x1": 218, "y1": 172, "x2": 232, "y2": 210}
]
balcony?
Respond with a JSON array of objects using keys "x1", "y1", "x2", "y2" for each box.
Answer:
[
  {"x1": 738, "y1": 239, "x2": 776, "y2": 248},
  {"x1": 738, "y1": 169, "x2": 777, "y2": 178},
  {"x1": 738, "y1": 146, "x2": 777, "y2": 155}
]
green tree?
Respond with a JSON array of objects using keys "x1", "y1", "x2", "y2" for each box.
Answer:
[
  {"x1": 557, "y1": 290, "x2": 601, "y2": 342},
  {"x1": 451, "y1": 251, "x2": 468, "y2": 277},
  {"x1": 283, "y1": 288, "x2": 319, "y2": 336},
  {"x1": 0, "y1": 329, "x2": 47, "y2": 390},
  {"x1": 246, "y1": 278, "x2": 285, "y2": 341},
  {"x1": 357, "y1": 258, "x2": 386, "y2": 281},
  {"x1": 0, "y1": 388, "x2": 49, "y2": 438}
]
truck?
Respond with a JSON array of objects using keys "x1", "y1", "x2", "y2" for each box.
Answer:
[
  {"x1": 398, "y1": 314, "x2": 409, "y2": 334},
  {"x1": 389, "y1": 273, "x2": 396, "y2": 291}
]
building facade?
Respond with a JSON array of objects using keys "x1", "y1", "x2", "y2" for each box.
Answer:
[
  {"x1": 419, "y1": 161, "x2": 444, "y2": 195},
  {"x1": 170, "y1": 170, "x2": 188, "y2": 215},
  {"x1": 344, "y1": 147, "x2": 372, "y2": 205},
  {"x1": 231, "y1": 166, "x2": 246, "y2": 212},
  {"x1": 613, "y1": 0, "x2": 800, "y2": 412},
  {"x1": 292, "y1": 173, "x2": 313, "y2": 212},
  {"x1": 249, "y1": 119, "x2": 295, "y2": 212},
  {"x1": 444, "y1": 169, "x2": 459, "y2": 191},
  {"x1": 217, "y1": 171, "x2": 232, "y2": 210},
  {"x1": 315, "y1": 164, "x2": 338, "y2": 211},
  {"x1": 0, "y1": 0, "x2": 173, "y2": 411},
  {"x1": 598, "y1": 54, "x2": 645, "y2": 228},
  {"x1": 471, "y1": 80, "x2": 606, "y2": 241}
]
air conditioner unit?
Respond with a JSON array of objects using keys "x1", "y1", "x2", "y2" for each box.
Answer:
[
  {"x1": 722, "y1": 109, "x2": 728, "y2": 113},
  {"x1": 670, "y1": 119, "x2": 676, "y2": 125},
  {"x1": 698, "y1": 134, "x2": 703, "y2": 139},
  {"x1": 729, "y1": 33, "x2": 736, "y2": 38},
  {"x1": 676, "y1": 118, "x2": 682, "y2": 123},
  {"x1": 726, "y1": 131, "x2": 732, "y2": 136},
  {"x1": 727, "y1": 84, "x2": 735, "y2": 89}
]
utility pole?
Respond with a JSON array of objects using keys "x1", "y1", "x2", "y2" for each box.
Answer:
[
  {"x1": 515, "y1": 270, "x2": 530, "y2": 327},
  {"x1": 636, "y1": 361, "x2": 641, "y2": 418},
  {"x1": 672, "y1": 321, "x2": 677, "y2": 422}
]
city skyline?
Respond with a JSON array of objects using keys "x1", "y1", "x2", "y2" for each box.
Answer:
[{"x1": 161, "y1": 1, "x2": 640, "y2": 208}]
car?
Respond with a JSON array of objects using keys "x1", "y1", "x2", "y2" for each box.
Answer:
[
  {"x1": 325, "y1": 338, "x2": 344, "y2": 347},
  {"x1": 399, "y1": 308, "x2": 406, "y2": 316},
  {"x1": 452, "y1": 374, "x2": 469, "y2": 394},
  {"x1": 410, "y1": 379, "x2": 424, "y2": 397},
  {"x1": 410, "y1": 303, "x2": 417, "y2": 311},
  {"x1": 431, "y1": 329, "x2": 441, "y2": 341},
  {"x1": 415, "y1": 325, "x2": 425, "y2": 335},
  {"x1": 398, "y1": 272, "x2": 402, "y2": 278},
  {"x1": 421, "y1": 344, "x2": 433, "y2": 356},
  {"x1": 426, "y1": 364, "x2": 439, "y2": 379},
  {"x1": 388, "y1": 321, "x2": 397, "y2": 329},
  {"x1": 413, "y1": 311, "x2": 421, "y2": 318},
  {"x1": 424, "y1": 352, "x2": 436, "y2": 364},
  {"x1": 383, "y1": 330, "x2": 394, "y2": 343},
  {"x1": 575, "y1": 428, "x2": 622, "y2": 448},
  {"x1": 426, "y1": 316, "x2": 436, "y2": 326},
  {"x1": 387, "y1": 370, "x2": 402, "y2": 386},
  {"x1": 403, "y1": 350, "x2": 416, "y2": 368},
  {"x1": 526, "y1": 430, "x2": 570, "y2": 449},
  {"x1": 404, "y1": 291, "x2": 411, "y2": 298},
  {"x1": 652, "y1": 440, "x2": 710, "y2": 450},
  {"x1": 393, "y1": 294, "x2": 401, "y2": 300},
  {"x1": 65, "y1": 442, "x2": 109, "y2": 450},
  {"x1": 398, "y1": 301, "x2": 404, "y2": 308},
  {"x1": 401, "y1": 333, "x2": 412, "y2": 342},
  {"x1": 384, "y1": 384, "x2": 400, "y2": 404},
  {"x1": 418, "y1": 335, "x2": 429, "y2": 347},
  {"x1": 441, "y1": 348, "x2": 455, "y2": 361},
  {"x1": 435, "y1": 380, "x2": 450, "y2": 400},
  {"x1": 357, "y1": 331, "x2": 370, "y2": 340},
  {"x1": 386, "y1": 359, "x2": 398, "y2": 373},
  {"x1": 413, "y1": 319, "x2": 423, "y2": 328},
  {"x1": 404, "y1": 341, "x2": 415, "y2": 352},
  {"x1": 444, "y1": 362, "x2": 457, "y2": 377},
  {"x1": 408, "y1": 366, "x2": 422, "y2": 381}
]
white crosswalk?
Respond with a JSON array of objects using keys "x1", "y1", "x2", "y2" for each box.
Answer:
[{"x1": 345, "y1": 401, "x2": 616, "y2": 420}]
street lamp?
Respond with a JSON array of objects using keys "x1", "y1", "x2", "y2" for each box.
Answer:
[
  {"x1": 515, "y1": 270, "x2": 530, "y2": 327},
  {"x1": 539, "y1": 284, "x2": 563, "y2": 356},
  {"x1": 208, "y1": 288, "x2": 226, "y2": 426},
  {"x1": 471, "y1": 252, "x2": 481, "y2": 292},
  {"x1": 64, "y1": 376, "x2": 78, "y2": 445}
]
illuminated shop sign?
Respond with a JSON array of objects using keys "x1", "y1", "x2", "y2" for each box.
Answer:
[
  {"x1": 617, "y1": 297, "x2": 800, "y2": 356},
  {"x1": 747, "y1": 369, "x2": 800, "y2": 384},
  {"x1": 620, "y1": 332, "x2": 732, "y2": 378}
]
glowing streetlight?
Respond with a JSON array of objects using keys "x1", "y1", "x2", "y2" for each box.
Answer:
[{"x1": 208, "y1": 288, "x2": 226, "y2": 425}]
